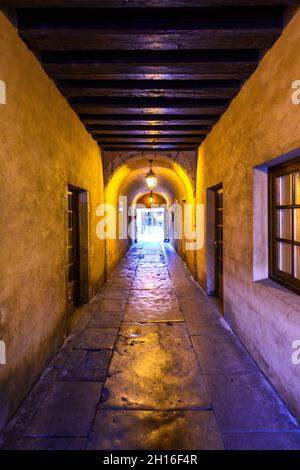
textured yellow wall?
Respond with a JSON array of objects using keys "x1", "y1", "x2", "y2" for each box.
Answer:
[
  {"x1": 196, "y1": 11, "x2": 300, "y2": 419},
  {"x1": 0, "y1": 14, "x2": 105, "y2": 429}
]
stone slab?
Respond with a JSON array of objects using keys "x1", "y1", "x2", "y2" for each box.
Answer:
[
  {"x1": 56, "y1": 349, "x2": 112, "y2": 382},
  {"x1": 92, "y1": 290, "x2": 130, "y2": 301},
  {"x1": 105, "y1": 278, "x2": 132, "y2": 289},
  {"x1": 109, "y1": 268, "x2": 136, "y2": 279},
  {"x1": 96, "y1": 299, "x2": 127, "y2": 312},
  {"x1": 192, "y1": 334, "x2": 256, "y2": 374},
  {"x1": 72, "y1": 328, "x2": 118, "y2": 350},
  {"x1": 185, "y1": 312, "x2": 232, "y2": 336},
  {"x1": 178, "y1": 296, "x2": 217, "y2": 316},
  {"x1": 138, "y1": 261, "x2": 166, "y2": 268},
  {"x1": 87, "y1": 410, "x2": 224, "y2": 450},
  {"x1": 25, "y1": 382, "x2": 102, "y2": 437},
  {"x1": 0, "y1": 382, "x2": 51, "y2": 445},
  {"x1": 131, "y1": 277, "x2": 174, "y2": 290},
  {"x1": 129, "y1": 288, "x2": 176, "y2": 300},
  {"x1": 175, "y1": 285, "x2": 206, "y2": 298},
  {"x1": 205, "y1": 372, "x2": 300, "y2": 433},
  {"x1": 88, "y1": 311, "x2": 123, "y2": 328},
  {"x1": 123, "y1": 298, "x2": 183, "y2": 322},
  {"x1": 223, "y1": 431, "x2": 300, "y2": 450},
  {"x1": 99, "y1": 322, "x2": 211, "y2": 410},
  {"x1": 2, "y1": 437, "x2": 87, "y2": 450}
]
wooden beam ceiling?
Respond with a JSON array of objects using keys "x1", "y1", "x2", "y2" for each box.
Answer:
[
  {"x1": 5, "y1": 1, "x2": 300, "y2": 7},
  {"x1": 88, "y1": 129, "x2": 210, "y2": 135},
  {"x1": 57, "y1": 79, "x2": 241, "y2": 99},
  {"x1": 7, "y1": 4, "x2": 292, "y2": 151},
  {"x1": 5, "y1": 1, "x2": 300, "y2": 6},
  {"x1": 19, "y1": 29, "x2": 283, "y2": 51},
  {"x1": 80, "y1": 115, "x2": 219, "y2": 125}
]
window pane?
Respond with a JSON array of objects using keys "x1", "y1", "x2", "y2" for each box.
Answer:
[
  {"x1": 295, "y1": 172, "x2": 300, "y2": 205},
  {"x1": 277, "y1": 242, "x2": 292, "y2": 274},
  {"x1": 294, "y1": 246, "x2": 300, "y2": 280},
  {"x1": 277, "y1": 209, "x2": 292, "y2": 240},
  {"x1": 276, "y1": 174, "x2": 292, "y2": 205},
  {"x1": 294, "y1": 209, "x2": 300, "y2": 242}
]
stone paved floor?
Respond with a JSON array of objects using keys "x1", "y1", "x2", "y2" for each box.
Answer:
[{"x1": 1, "y1": 242, "x2": 300, "y2": 450}]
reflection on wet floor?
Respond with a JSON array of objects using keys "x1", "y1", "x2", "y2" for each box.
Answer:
[{"x1": 1, "y1": 243, "x2": 300, "y2": 450}]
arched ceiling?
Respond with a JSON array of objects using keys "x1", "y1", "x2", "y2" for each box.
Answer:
[
  {"x1": 135, "y1": 192, "x2": 167, "y2": 208},
  {"x1": 102, "y1": 150, "x2": 197, "y2": 188},
  {"x1": 106, "y1": 156, "x2": 194, "y2": 206}
]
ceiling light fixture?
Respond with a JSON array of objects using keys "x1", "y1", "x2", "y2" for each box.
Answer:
[{"x1": 145, "y1": 159, "x2": 157, "y2": 190}]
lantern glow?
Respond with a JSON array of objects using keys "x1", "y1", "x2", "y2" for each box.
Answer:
[{"x1": 145, "y1": 160, "x2": 157, "y2": 190}]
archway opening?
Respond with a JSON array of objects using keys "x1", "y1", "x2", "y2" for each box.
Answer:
[
  {"x1": 104, "y1": 155, "x2": 195, "y2": 274},
  {"x1": 136, "y1": 208, "x2": 164, "y2": 242},
  {"x1": 135, "y1": 192, "x2": 167, "y2": 242}
]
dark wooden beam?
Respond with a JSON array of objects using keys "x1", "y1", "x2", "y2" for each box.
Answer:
[
  {"x1": 58, "y1": 79, "x2": 241, "y2": 88},
  {"x1": 93, "y1": 136, "x2": 204, "y2": 143},
  {"x1": 99, "y1": 144, "x2": 199, "y2": 150},
  {"x1": 85, "y1": 124, "x2": 211, "y2": 132},
  {"x1": 80, "y1": 115, "x2": 219, "y2": 125},
  {"x1": 6, "y1": 1, "x2": 299, "y2": 6},
  {"x1": 9, "y1": 3, "x2": 289, "y2": 151},
  {"x1": 74, "y1": 106, "x2": 225, "y2": 115},
  {"x1": 57, "y1": 78, "x2": 241, "y2": 99},
  {"x1": 7, "y1": 1, "x2": 299, "y2": 7},
  {"x1": 42, "y1": 50, "x2": 258, "y2": 78},
  {"x1": 54, "y1": 72, "x2": 251, "y2": 81},
  {"x1": 89, "y1": 130, "x2": 209, "y2": 136},
  {"x1": 60, "y1": 85, "x2": 238, "y2": 99},
  {"x1": 42, "y1": 49, "x2": 258, "y2": 62},
  {"x1": 71, "y1": 97, "x2": 227, "y2": 115},
  {"x1": 45, "y1": 62, "x2": 256, "y2": 80},
  {"x1": 71, "y1": 97, "x2": 228, "y2": 106},
  {"x1": 19, "y1": 28, "x2": 281, "y2": 51},
  {"x1": 16, "y1": 6, "x2": 284, "y2": 27},
  {"x1": 16, "y1": 6, "x2": 284, "y2": 50}
]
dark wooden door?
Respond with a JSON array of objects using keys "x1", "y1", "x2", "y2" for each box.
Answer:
[
  {"x1": 67, "y1": 189, "x2": 80, "y2": 316},
  {"x1": 215, "y1": 187, "x2": 224, "y2": 302}
]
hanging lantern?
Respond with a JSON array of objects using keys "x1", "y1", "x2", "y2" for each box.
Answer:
[{"x1": 145, "y1": 160, "x2": 157, "y2": 190}]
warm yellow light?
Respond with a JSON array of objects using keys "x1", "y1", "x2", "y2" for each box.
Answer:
[
  {"x1": 145, "y1": 160, "x2": 157, "y2": 190},
  {"x1": 149, "y1": 192, "x2": 154, "y2": 204},
  {"x1": 146, "y1": 174, "x2": 157, "y2": 190}
]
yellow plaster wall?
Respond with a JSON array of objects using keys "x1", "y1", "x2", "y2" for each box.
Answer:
[
  {"x1": 196, "y1": 11, "x2": 300, "y2": 419},
  {"x1": 0, "y1": 14, "x2": 105, "y2": 429}
]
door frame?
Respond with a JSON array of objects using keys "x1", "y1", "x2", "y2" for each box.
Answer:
[
  {"x1": 206, "y1": 183, "x2": 224, "y2": 306},
  {"x1": 65, "y1": 184, "x2": 89, "y2": 320},
  {"x1": 214, "y1": 185, "x2": 224, "y2": 303}
]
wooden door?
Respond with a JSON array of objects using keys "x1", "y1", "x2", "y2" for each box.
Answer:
[
  {"x1": 215, "y1": 187, "x2": 224, "y2": 302},
  {"x1": 67, "y1": 189, "x2": 80, "y2": 316}
]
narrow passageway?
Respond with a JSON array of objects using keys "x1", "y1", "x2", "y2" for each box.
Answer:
[{"x1": 1, "y1": 243, "x2": 300, "y2": 451}]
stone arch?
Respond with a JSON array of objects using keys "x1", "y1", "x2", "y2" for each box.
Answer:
[{"x1": 102, "y1": 150, "x2": 197, "y2": 190}]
